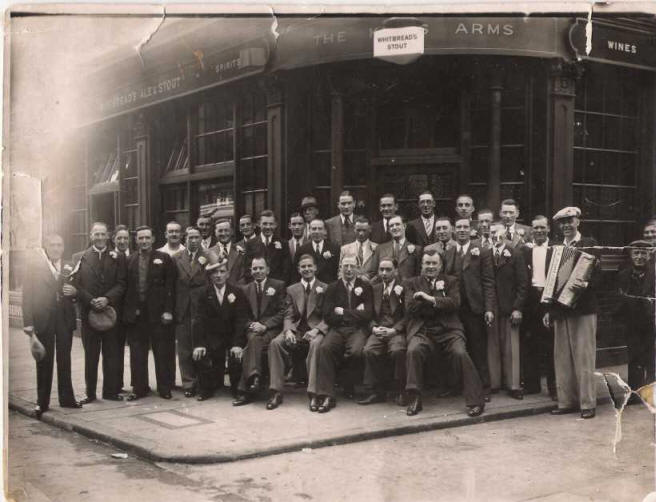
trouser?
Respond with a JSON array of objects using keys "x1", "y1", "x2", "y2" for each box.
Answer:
[
  {"x1": 237, "y1": 329, "x2": 277, "y2": 392},
  {"x1": 175, "y1": 316, "x2": 197, "y2": 391},
  {"x1": 165, "y1": 325, "x2": 177, "y2": 389},
  {"x1": 460, "y1": 307, "x2": 490, "y2": 392},
  {"x1": 35, "y1": 313, "x2": 76, "y2": 409},
  {"x1": 488, "y1": 313, "x2": 521, "y2": 391},
  {"x1": 362, "y1": 333, "x2": 407, "y2": 393},
  {"x1": 405, "y1": 330, "x2": 484, "y2": 407},
  {"x1": 268, "y1": 332, "x2": 324, "y2": 394},
  {"x1": 80, "y1": 318, "x2": 122, "y2": 398},
  {"x1": 521, "y1": 290, "x2": 555, "y2": 394},
  {"x1": 553, "y1": 313, "x2": 597, "y2": 410},
  {"x1": 316, "y1": 327, "x2": 367, "y2": 398},
  {"x1": 116, "y1": 322, "x2": 127, "y2": 390},
  {"x1": 194, "y1": 345, "x2": 241, "y2": 396},
  {"x1": 127, "y1": 317, "x2": 175, "y2": 396},
  {"x1": 627, "y1": 325, "x2": 655, "y2": 390}
]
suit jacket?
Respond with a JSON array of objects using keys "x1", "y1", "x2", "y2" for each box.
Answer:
[
  {"x1": 370, "y1": 280, "x2": 406, "y2": 333},
  {"x1": 200, "y1": 235, "x2": 218, "y2": 250},
  {"x1": 287, "y1": 236, "x2": 306, "y2": 262},
  {"x1": 283, "y1": 280, "x2": 329, "y2": 335},
  {"x1": 615, "y1": 265, "x2": 655, "y2": 328},
  {"x1": 293, "y1": 240, "x2": 340, "y2": 284},
  {"x1": 122, "y1": 250, "x2": 176, "y2": 324},
  {"x1": 192, "y1": 283, "x2": 249, "y2": 349},
  {"x1": 339, "y1": 240, "x2": 378, "y2": 280},
  {"x1": 407, "y1": 216, "x2": 437, "y2": 247},
  {"x1": 325, "y1": 215, "x2": 356, "y2": 247},
  {"x1": 241, "y1": 278, "x2": 286, "y2": 332},
  {"x1": 22, "y1": 252, "x2": 77, "y2": 335},
  {"x1": 444, "y1": 243, "x2": 496, "y2": 315},
  {"x1": 322, "y1": 278, "x2": 374, "y2": 330},
  {"x1": 209, "y1": 242, "x2": 245, "y2": 285},
  {"x1": 505, "y1": 223, "x2": 532, "y2": 248},
  {"x1": 491, "y1": 245, "x2": 528, "y2": 316},
  {"x1": 370, "y1": 219, "x2": 418, "y2": 245},
  {"x1": 244, "y1": 236, "x2": 291, "y2": 285},
  {"x1": 72, "y1": 247, "x2": 127, "y2": 317},
  {"x1": 403, "y1": 274, "x2": 463, "y2": 341},
  {"x1": 370, "y1": 240, "x2": 423, "y2": 282},
  {"x1": 172, "y1": 248, "x2": 209, "y2": 322}
]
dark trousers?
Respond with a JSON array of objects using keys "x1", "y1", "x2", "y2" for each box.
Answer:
[
  {"x1": 316, "y1": 327, "x2": 368, "y2": 398},
  {"x1": 194, "y1": 345, "x2": 241, "y2": 396},
  {"x1": 362, "y1": 333, "x2": 407, "y2": 393},
  {"x1": 627, "y1": 327, "x2": 655, "y2": 391},
  {"x1": 237, "y1": 329, "x2": 277, "y2": 392},
  {"x1": 175, "y1": 316, "x2": 197, "y2": 391},
  {"x1": 406, "y1": 331, "x2": 484, "y2": 407},
  {"x1": 166, "y1": 325, "x2": 177, "y2": 389},
  {"x1": 522, "y1": 288, "x2": 555, "y2": 394},
  {"x1": 80, "y1": 319, "x2": 122, "y2": 398},
  {"x1": 460, "y1": 307, "x2": 490, "y2": 392},
  {"x1": 116, "y1": 322, "x2": 127, "y2": 390},
  {"x1": 35, "y1": 313, "x2": 76, "y2": 409},
  {"x1": 127, "y1": 317, "x2": 175, "y2": 396}
]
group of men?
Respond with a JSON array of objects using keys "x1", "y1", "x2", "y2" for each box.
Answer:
[{"x1": 22, "y1": 190, "x2": 656, "y2": 420}]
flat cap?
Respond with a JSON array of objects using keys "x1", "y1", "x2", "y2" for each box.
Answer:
[
  {"x1": 205, "y1": 249, "x2": 229, "y2": 271},
  {"x1": 553, "y1": 206, "x2": 581, "y2": 221},
  {"x1": 628, "y1": 240, "x2": 653, "y2": 249},
  {"x1": 301, "y1": 196, "x2": 319, "y2": 210}
]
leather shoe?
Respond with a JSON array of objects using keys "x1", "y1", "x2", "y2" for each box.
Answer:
[
  {"x1": 247, "y1": 376, "x2": 261, "y2": 394},
  {"x1": 184, "y1": 390, "x2": 196, "y2": 398},
  {"x1": 309, "y1": 395, "x2": 320, "y2": 412},
  {"x1": 406, "y1": 394, "x2": 423, "y2": 416},
  {"x1": 317, "y1": 396, "x2": 336, "y2": 413},
  {"x1": 551, "y1": 407, "x2": 578, "y2": 415},
  {"x1": 34, "y1": 405, "x2": 45, "y2": 419},
  {"x1": 102, "y1": 394, "x2": 123, "y2": 401},
  {"x1": 159, "y1": 392, "x2": 172, "y2": 400},
  {"x1": 79, "y1": 396, "x2": 96, "y2": 405},
  {"x1": 467, "y1": 405, "x2": 484, "y2": 417},
  {"x1": 232, "y1": 394, "x2": 251, "y2": 406},
  {"x1": 395, "y1": 392, "x2": 408, "y2": 407},
  {"x1": 61, "y1": 401, "x2": 83, "y2": 409},
  {"x1": 196, "y1": 393, "x2": 212, "y2": 401},
  {"x1": 484, "y1": 393, "x2": 491, "y2": 403},
  {"x1": 266, "y1": 392, "x2": 283, "y2": 410},
  {"x1": 580, "y1": 408, "x2": 596, "y2": 419},
  {"x1": 357, "y1": 393, "x2": 385, "y2": 405},
  {"x1": 509, "y1": 389, "x2": 524, "y2": 400}
]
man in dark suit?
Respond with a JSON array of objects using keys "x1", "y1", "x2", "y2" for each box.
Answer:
[
  {"x1": 404, "y1": 250, "x2": 485, "y2": 417},
  {"x1": 112, "y1": 224, "x2": 132, "y2": 391},
  {"x1": 487, "y1": 222, "x2": 528, "y2": 399},
  {"x1": 22, "y1": 234, "x2": 82, "y2": 417},
  {"x1": 425, "y1": 217, "x2": 457, "y2": 255},
  {"x1": 122, "y1": 226, "x2": 176, "y2": 400},
  {"x1": 407, "y1": 191, "x2": 438, "y2": 247},
  {"x1": 172, "y1": 226, "x2": 209, "y2": 398},
  {"x1": 210, "y1": 219, "x2": 245, "y2": 285},
  {"x1": 325, "y1": 190, "x2": 357, "y2": 247},
  {"x1": 192, "y1": 252, "x2": 249, "y2": 401},
  {"x1": 236, "y1": 214, "x2": 257, "y2": 249},
  {"x1": 244, "y1": 210, "x2": 291, "y2": 284},
  {"x1": 444, "y1": 218, "x2": 496, "y2": 400},
  {"x1": 294, "y1": 219, "x2": 340, "y2": 284},
  {"x1": 197, "y1": 215, "x2": 218, "y2": 250},
  {"x1": 72, "y1": 221, "x2": 127, "y2": 403},
  {"x1": 287, "y1": 212, "x2": 306, "y2": 261},
  {"x1": 315, "y1": 255, "x2": 374, "y2": 412},
  {"x1": 370, "y1": 215, "x2": 422, "y2": 283},
  {"x1": 233, "y1": 256, "x2": 286, "y2": 405},
  {"x1": 520, "y1": 215, "x2": 556, "y2": 399},
  {"x1": 499, "y1": 199, "x2": 532, "y2": 248},
  {"x1": 476, "y1": 210, "x2": 495, "y2": 249},
  {"x1": 371, "y1": 193, "x2": 417, "y2": 245},
  {"x1": 358, "y1": 258, "x2": 407, "y2": 406},
  {"x1": 544, "y1": 207, "x2": 601, "y2": 419}
]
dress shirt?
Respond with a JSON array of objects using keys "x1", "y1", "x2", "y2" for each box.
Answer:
[
  {"x1": 313, "y1": 241, "x2": 324, "y2": 254},
  {"x1": 92, "y1": 245, "x2": 107, "y2": 260},
  {"x1": 456, "y1": 241, "x2": 471, "y2": 256},
  {"x1": 341, "y1": 214, "x2": 353, "y2": 227},
  {"x1": 158, "y1": 243, "x2": 185, "y2": 256},
  {"x1": 531, "y1": 240, "x2": 549, "y2": 287},
  {"x1": 422, "y1": 215, "x2": 435, "y2": 236},
  {"x1": 301, "y1": 278, "x2": 316, "y2": 291},
  {"x1": 201, "y1": 237, "x2": 212, "y2": 249},
  {"x1": 214, "y1": 284, "x2": 226, "y2": 305}
]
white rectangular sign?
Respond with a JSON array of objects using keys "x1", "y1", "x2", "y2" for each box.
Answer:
[{"x1": 373, "y1": 26, "x2": 425, "y2": 60}]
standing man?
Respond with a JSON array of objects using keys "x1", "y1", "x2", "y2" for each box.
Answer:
[
  {"x1": 72, "y1": 222, "x2": 127, "y2": 404},
  {"x1": 287, "y1": 212, "x2": 306, "y2": 261},
  {"x1": 192, "y1": 253, "x2": 249, "y2": 401},
  {"x1": 408, "y1": 191, "x2": 438, "y2": 247},
  {"x1": 113, "y1": 224, "x2": 132, "y2": 257},
  {"x1": 233, "y1": 257, "x2": 286, "y2": 405},
  {"x1": 488, "y1": 222, "x2": 528, "y2": 400},
  {"x1": 236, "y1": 214, "x2": 257, "y2": 249},
  {"x1": 22, "y1": 235, "x2": 82, "y2": 417},
  {"x1": 544, "y1": 207, "x2": 600, "y2": 419},
  {"x1": 113, "y1": 224, "x2": 132, "y2": 390},
  {"x1": 172, "y1": 227, "x2": 209, "y2": 398},
  {"x1": 643, "y1": 221, "x2": 656, "y2": 245},
  {"x1": 520, "y1": 215, "x2": 556, "y2": 399},
  {"x1": 267, "y1": 254, "x2": 328, "y2": 410},
  {"x1": 294, "y1": 219, "x2": 340, "y2": 284},
  {"x1": 211, "y1": 219, "x2": 245, "y2": 285},
  {"x1": 325, "y1": 191, "x2": 357, "y2": 246},
  {"x1": 158, "y1": 221, "x2": 186, "y2": 256},
  {"x1": 244, "y1": 210, "x2": 291, "y2": 284},
  {"x1": 499, "y1": 199, "x2": 531, "y2": 248},
  {"x1": 122, "y1": 226, "x2": 176, "y2": 400},
  {"x1": 403, "y1": 250, "x2": 485, "y2": 417},
  {"x1": 370, "y1": 215, "x2": 422, "y2": 283},
  {"x1": 197, "y1": 215, "x2": 217, "y2": 250},
  {"x1": 476, "y1": 210, "x2": 495, "y2": 249},
  {"x1": 315, "y1": 255, "x2": 374, "y2": 412},
  {"x1": 340, "y1": 216, "x2": 378, "y2": 281},
  {"x1": 301, "y1": 195, "x2": 320, "y2": 241},
  {"x1": 358, "y1": 258, "x2": 407, "y2": 406},
  {"x1": 444, "y1": 218, "x2": 496, "y2": 401},
  {"x1": 425, "y1": 217, "x2": 457, "y2": 254},
  {"x1": 370, "y1": 194, "x2": 417, "y2": 244}
]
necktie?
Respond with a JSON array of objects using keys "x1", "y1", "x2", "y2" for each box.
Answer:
[
  {"x1": 495, "y1": 248, "x2": 501, "y2": 265},
  {"x1": 302, "y1": 282, "x2": 311, "y2": 321},
  {"x1": 505, "y1": 227, "x2": 512, "y2": 241},
  {"x1": 344, "y1": 217, "x2": 351, "y2": 229},
  {"x1": 347, "y1": 281, "x2": 353, "y2": 309},
  {"x1": 424, "y1": 218, "x2": 432, "y2": 237},
  {"x1": 357, "y1": 242, "x2": 364, "y2": 266},
  {"x1": 393, "y1": 240, "x2": 400, "y2": 258},
  {"x1": 266, "y1": 237, "x2": 271, "y2": 247},
  {"x1": 256, "y1": 281, "x2": 263, "y2": 318},
  {"x1": 383, "y1": 282, "x2": 390, "y2": 300}
]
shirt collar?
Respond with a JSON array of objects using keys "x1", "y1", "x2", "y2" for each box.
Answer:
[
  {"x1": 341, "y1": 214, "x2": 352, "y2": 225},
  {"x1": 564, "y1": 231, "x2": 582, "y2": 246},
  {"x1": 92, "y1": 245, "x2": 107, "y2": 255},
  {"x1": 301, "y1": 278, "x2": 316, "y2": 289},
  {"x1": 394, "y1": 237, "x2": 406, "y2": 247},
  {"x1": 534, "y1": 240, "x2": 549, "y2": 248},
  {"x1": 261, "y1": 234, "x2": 272, "y2": 245},
  {"x1": 383, "y1": 278, "x2": 396, "y2": 292},
  {"x1": 457, "y1": 241, "x2": 470, "y2": 253},
  {"x1": 495, "y1": 244, "x2": 506, "y2": 254},
  {"x1": 214, "y1": 284, "x2": 226, "y2": 295},
  {"x1": 506, "y1": 223, "x2": 516, "y2": 232},
  {"x1": 313, "y1": 240, "x2": 324, "y2": 249}
]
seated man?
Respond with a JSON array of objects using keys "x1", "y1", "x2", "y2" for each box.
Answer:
[
  {"x1": 267, "y1": 254, "x2": 328, "y2": 411},
  {"x1": 314, "y1": 255, "x2": 374, "y2": 413},
  {"x1": 233, "y1": 256, "x2": 286, "y2": 405},
  {"x1": 404, "y1": 250, "x2": 485, "y2": 417},
  {"x1": 358, "y1": 258, "x2": 407, "y2": 406},
  {"x1": 191, "y1": 253, "x2": 249, "y2": 401}
]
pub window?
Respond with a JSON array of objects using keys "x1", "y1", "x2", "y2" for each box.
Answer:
[
  {"x1": 156, "y1": 101, "x2": 189, "y2": 176},
  {"x1": 343, "y1": 95, "x2": 368, "y2": 209},
  {"x1": 239, "y1": 90, "x2": 268, "y2": 217},
  {"x1": 197, "y1": 180, "x2": 234, "y2": 220},
  {"x1": 162, "y1": 184, "x2": 190, "y2": 229},
  {"x1": 573, "y1": 64, "x2": 640, "y2": 245},
  {"x1": 310, "y1": 87, "x2": 331, "y2": 212},
  {"x1": 195, "y1": 98, "x2": 234, "y2": 167},
  {"x1": 121, "y1": 123, "x2": 139, "y2": 230}
]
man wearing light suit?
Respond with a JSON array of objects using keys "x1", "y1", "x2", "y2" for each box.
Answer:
[
  {"x1": 325, "y1": 190, "x2": 357, "y2": 247},
  {"x1": 210, "y1": 219, "x2": 245, "y2": 285},
  {"x1": 370, "y1": 215, "x2": 422, "y2": 283},
  {"x1": 267, "y1": 254, "x2": 328, "y2": 411},
  {"x1": 339, "y1": 216, "x2": 377, "y2": 281}
]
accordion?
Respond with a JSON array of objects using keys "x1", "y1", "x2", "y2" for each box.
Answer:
[{"x1": 540, "y1": 246, "x2": 596, "y2": 308}]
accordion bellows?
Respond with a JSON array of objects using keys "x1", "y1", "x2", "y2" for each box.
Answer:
[{"x1": 541, "y1": 246, "x2": 596, "y2": 308}]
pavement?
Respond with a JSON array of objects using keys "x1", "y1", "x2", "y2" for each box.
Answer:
[{"x1": 8, "y1": 326, "x2": 617, "y2": 464}]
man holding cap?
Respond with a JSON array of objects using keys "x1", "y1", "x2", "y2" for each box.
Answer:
[{"x1": 543, "y1": 207, "x2": 600, "y2": 419}]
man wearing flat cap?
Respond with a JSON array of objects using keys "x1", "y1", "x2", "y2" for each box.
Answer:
[
  {"x1": 543, "y1": 207, "x2": 601, "y2": 419},
  {"x1": 301, "y1": 195, "x2": 320, "y2": 242}
]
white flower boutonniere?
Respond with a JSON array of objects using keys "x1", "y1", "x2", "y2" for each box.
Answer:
[
  {"x1": 323, "y1": 250, "x2": 332, "y2": 259},
  {"x1": 274, "y1": 241, "x2": 282, "y2": 249},
  {"x1": 470, "y1": 229, "x2": 478, "y2": 238},
  {"x1": 236, "y1": 245, "x2": 245, "y2": 254},
  {"x1": 353, "y1": 286, "x2": 363, "y2": 296},
  {"x1": 315, "y1": 286, "x2": 324, "y2": 294},
  {"x1": 407, "y1": 244, "x2": 415, "y2": 254},
  {"x1": 517, "y1": 228, "x2": 525, "y2": 237},
  {"x1": 109, "y1": 250, "x2": 118, "y2": 259},
  {"x1": 356, "y1": 303, "x2": 365, "y2": 311},
  {"x1": 198, "y1": 256, "x2": 207, "y2": 265},
  {"x1": 503, "y1": 249, "x2": 512, "y2": 258},
  {"x1": 525, "y1": 242, "x2": 535, "y2": 249},
  {"x1": 393, "y1": 285, "x2": 404, "y2": 296},
  {"x1": 470, "y1": 248, "x2": 480, "y2": 257},
  {"x1": 266, "y1": 287, "x2": 276, "y2": 296},
  {"x1": 227, "y1": 293, "x2": 236, "y2": 304},
  {"x1": 435, "y1": 280, "x2": 445, "y2": 291},
  {"x1": 153, "y1": 258, "x2": 163, "y2": 265}
]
